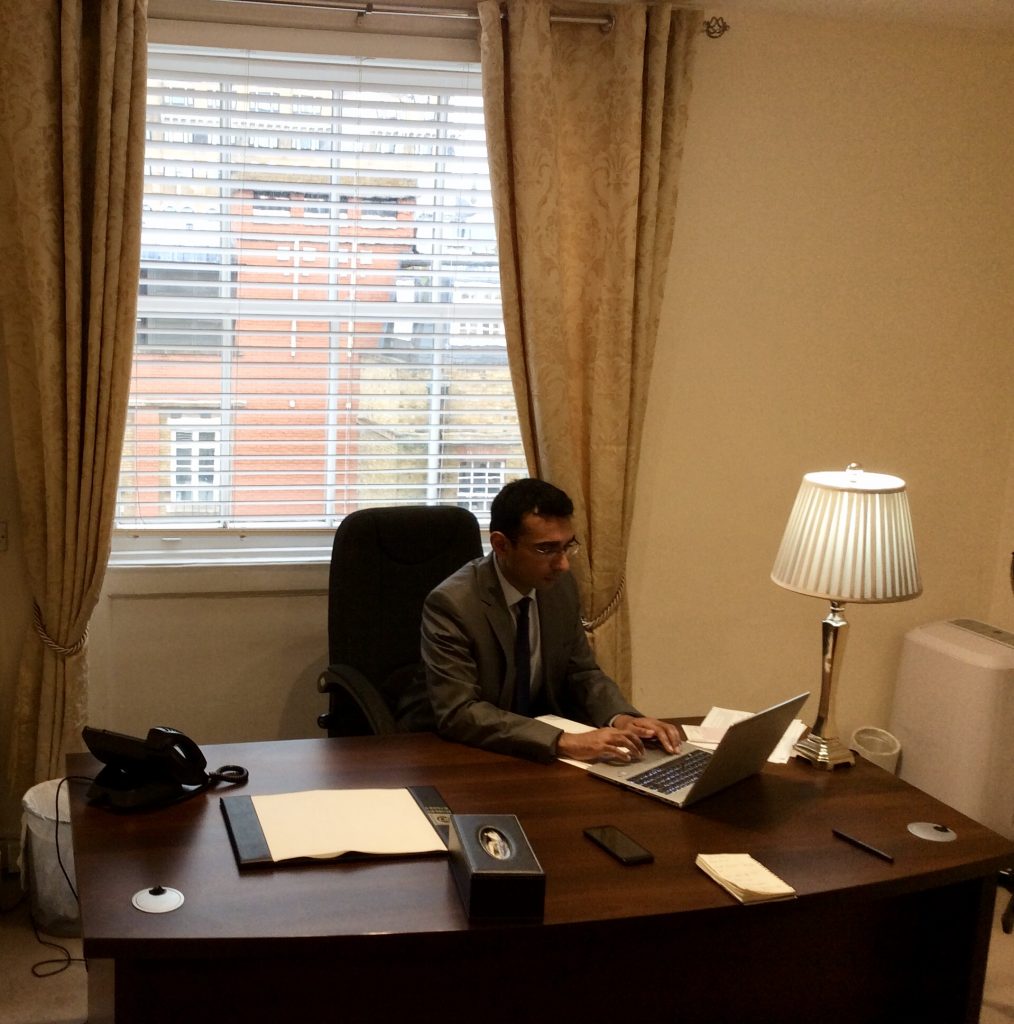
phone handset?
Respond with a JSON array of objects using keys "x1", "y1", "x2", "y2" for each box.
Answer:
[
  {"x1": 82, "y1": 725, "x2": 248, "y2": 810},
  {"x1": 144, "y1": 726, "x2": 210, "y2": 785}
]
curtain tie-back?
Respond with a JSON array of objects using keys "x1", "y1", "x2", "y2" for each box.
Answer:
[
  {"x1": 582, "y1": 573, "x2": 626, "y2": 634},
  {"x1": 33, "y1": 602, "x2": 88, "y2": 658}
]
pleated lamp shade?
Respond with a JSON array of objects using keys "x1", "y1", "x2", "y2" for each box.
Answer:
[{"x1": 771, "y1": 466, "x2": 922, "y2": 603}]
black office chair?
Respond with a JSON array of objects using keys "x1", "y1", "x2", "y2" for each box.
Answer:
[{"x1": 317, "y1": 505, "x2": 483, "y2": 737}]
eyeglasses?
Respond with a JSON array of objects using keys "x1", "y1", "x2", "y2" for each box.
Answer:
[{"x1": 529, "y1": 538, "x2": 581, "y2": 559}]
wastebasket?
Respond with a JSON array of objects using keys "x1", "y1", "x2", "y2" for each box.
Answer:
[
  {"x1": 21, "y1": 779, "x2": 80, "y2": 937},
  {"x1": 850, "y1": 727, "x2": 901, "y2": 774}
]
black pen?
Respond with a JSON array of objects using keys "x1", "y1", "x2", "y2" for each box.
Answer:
[{"x1": 832, "y1": 828, "x2": 895, "y2": 864}]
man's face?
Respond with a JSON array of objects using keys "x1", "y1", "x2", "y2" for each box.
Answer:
[{"x1": 491, "y1": 513, "x2": 577, "y2": 594}]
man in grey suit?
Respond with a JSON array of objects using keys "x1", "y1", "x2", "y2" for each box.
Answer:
[{"x1": 422, "y1": 478, "x2": 680, "y2": 763}]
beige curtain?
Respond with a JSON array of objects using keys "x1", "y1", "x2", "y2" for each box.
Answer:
[
  {"x1": 479, "y1": 0, "x2": 699, "y2": 694},
  {"x1": 0, "y1": 0, "x2": 147, "y2": 809}
]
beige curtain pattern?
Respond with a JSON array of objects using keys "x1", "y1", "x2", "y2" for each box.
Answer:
[
  {"x1": 0, "y1": 0, "x2": 147, "y2": 806},
  {"x1": 479, "y1": 0, "x2": 699, "y2": 695}
]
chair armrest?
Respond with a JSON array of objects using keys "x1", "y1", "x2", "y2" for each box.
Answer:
[{"x1": 317, "y1": 664, "x2": 397, "y2": 736}]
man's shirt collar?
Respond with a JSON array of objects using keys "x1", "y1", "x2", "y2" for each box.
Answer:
[{"x1": 492, "y1": 552, "x2": 532, "y2": 607}]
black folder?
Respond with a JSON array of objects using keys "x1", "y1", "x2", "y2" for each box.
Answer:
[{"x1": 220, "y1": 785, "x2": 451, "y2": 869}]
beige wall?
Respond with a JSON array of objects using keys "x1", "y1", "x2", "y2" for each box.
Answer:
[
  {"x1": 88, "y1": 565, "x2": 330, "y2": 744},
  {"x1": 2, "y1": 11, "x2": 1013, "y2": 836},
  {"x1": 630, "y1": 13, "x2": 1014, "y2": 736}
]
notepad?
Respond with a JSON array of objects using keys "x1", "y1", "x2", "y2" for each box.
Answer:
[
  {"x1": 695, "y1": 853, "x2": 797, "y2": 904},
  {"x1": 221, "y1": 786, "x2": 449, "y2": 868}
]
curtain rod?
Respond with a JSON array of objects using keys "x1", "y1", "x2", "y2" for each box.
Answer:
[
  {"x1": 212, "y1": 0, "x2": 614, "y2": 29},
  {"x1": 210, "y1": 0, "x2": 730, "y2": 36}
]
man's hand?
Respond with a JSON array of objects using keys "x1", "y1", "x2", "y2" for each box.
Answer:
[
  {"x1": 556, "y1": 726, "x2": 646, "y2": 764},
  {"x1": 611, "y1": 715, "x2": 682, "y2": 756}
]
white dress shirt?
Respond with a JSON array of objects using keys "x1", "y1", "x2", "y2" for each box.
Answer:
[{"x1": 492, "y1": 555, "x2": 542, "y2": 693}]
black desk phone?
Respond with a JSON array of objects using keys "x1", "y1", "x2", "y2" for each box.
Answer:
[{"x1": 82, "y1": 725, "x2": 247, "y2": 811}]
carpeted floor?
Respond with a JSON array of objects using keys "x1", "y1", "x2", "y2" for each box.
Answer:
[
  {"x1": 0, "y1": 876, "x2": 85, "y2": 1024},
  {"x1": 3, "y1": 871, "x2": 1014, "y2": 1023}
]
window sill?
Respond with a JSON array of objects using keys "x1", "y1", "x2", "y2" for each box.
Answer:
[
  {"x1": 110, "y1": 527, "x2": 334, "y2": 568},
  {"x1": 107, "y1": 529, "x2": 335, "y2": 596},
  {"x1": 102, "y1": 558, "x2": 330, "y2": 597}
]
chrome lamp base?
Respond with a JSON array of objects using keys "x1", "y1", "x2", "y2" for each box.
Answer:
[
  {"x1": 793, "y1": 600, "x2": 856, "y2": 771},
  {"x1": 793, "y1": 730, "x2": 855, "y2": 769}
]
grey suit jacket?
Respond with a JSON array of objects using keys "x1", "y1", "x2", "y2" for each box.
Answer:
[{"x1": 421, "y1": 552, "x2": 640, "y2": 762}]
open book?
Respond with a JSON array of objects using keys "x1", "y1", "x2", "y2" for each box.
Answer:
[
  {"x1": 221, "y1": 786, "x2": 449, "y2": 868},
  {"x1": 695, "y1": 853, "x2": 796, "y2": 904}
]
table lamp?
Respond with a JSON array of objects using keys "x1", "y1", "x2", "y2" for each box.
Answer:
[{"x1": 771, "y1": 464, "x2": 921, "y2": 769}]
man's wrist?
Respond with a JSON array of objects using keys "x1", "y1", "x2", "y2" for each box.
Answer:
[{"x1": 609, "y1": 714, "x2": 638, "y2": 728}]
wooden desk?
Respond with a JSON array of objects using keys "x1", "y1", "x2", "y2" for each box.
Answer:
[{"x1": 68, "y1": 733, "x2": 1014, "y2": 1024}]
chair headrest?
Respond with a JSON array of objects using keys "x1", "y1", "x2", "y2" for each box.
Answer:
[{"x1": 333, "y1": 505, "x2": 481, "y2": 567}]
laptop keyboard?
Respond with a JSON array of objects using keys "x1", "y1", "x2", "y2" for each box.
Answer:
[{"x1": 628, "y1": 749, "x2": 712, "y2": 795}]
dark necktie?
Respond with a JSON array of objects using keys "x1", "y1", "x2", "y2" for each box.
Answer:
[{"x1": 512, "y1": 596, "x2": 531, "y2": 716}]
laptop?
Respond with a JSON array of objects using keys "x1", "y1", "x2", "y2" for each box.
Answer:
[{"x1": 586, "y1": 692, "x2": 810, "y2": 808}]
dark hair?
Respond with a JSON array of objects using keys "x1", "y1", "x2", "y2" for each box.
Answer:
[{"x1": 489, "y1": 478, "x2": 574, "y2": 542}]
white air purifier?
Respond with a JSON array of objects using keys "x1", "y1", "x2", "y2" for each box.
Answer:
[{"x1": 889, "y1": 619, "x2": 1014, "y2": 840}]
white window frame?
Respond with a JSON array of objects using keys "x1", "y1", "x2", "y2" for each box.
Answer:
[
  {"x1": 456, "y1": 459, "x2": 507, "y2": 513},
  {"x1": 112, "y1": 20, "x2": 519, "y2": 568}
]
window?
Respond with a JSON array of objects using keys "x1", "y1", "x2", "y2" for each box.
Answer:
[
  {"x1": 116, "y1": 44, "x2": 525, "y2": 557},
  {"x1": 170, "y1": 417, "x2": 222, "y2": 510},
  {"x1": 457, "y1": 460, "x2": 507, "y2": 512}
]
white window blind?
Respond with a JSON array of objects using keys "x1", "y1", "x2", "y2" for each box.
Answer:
[{"x1": 117, "y1": 43, "x2": 525, "y2": 541}]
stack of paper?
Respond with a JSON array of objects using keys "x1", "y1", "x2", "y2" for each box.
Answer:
[
  {"x1": 683, "y1": 707, "x2": 807, "y2": 763},
  {"x1": 695, "y1": 853, "x2": 796, "y2": 904}
]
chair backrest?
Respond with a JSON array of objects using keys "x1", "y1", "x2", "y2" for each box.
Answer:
[{"x1": 327, "y1": 505, "x2": 483, "y2": 699}]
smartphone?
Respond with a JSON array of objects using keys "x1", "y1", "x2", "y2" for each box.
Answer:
[{"x1": 583, "y1": 825, "x2": 654, "y2": 866}]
